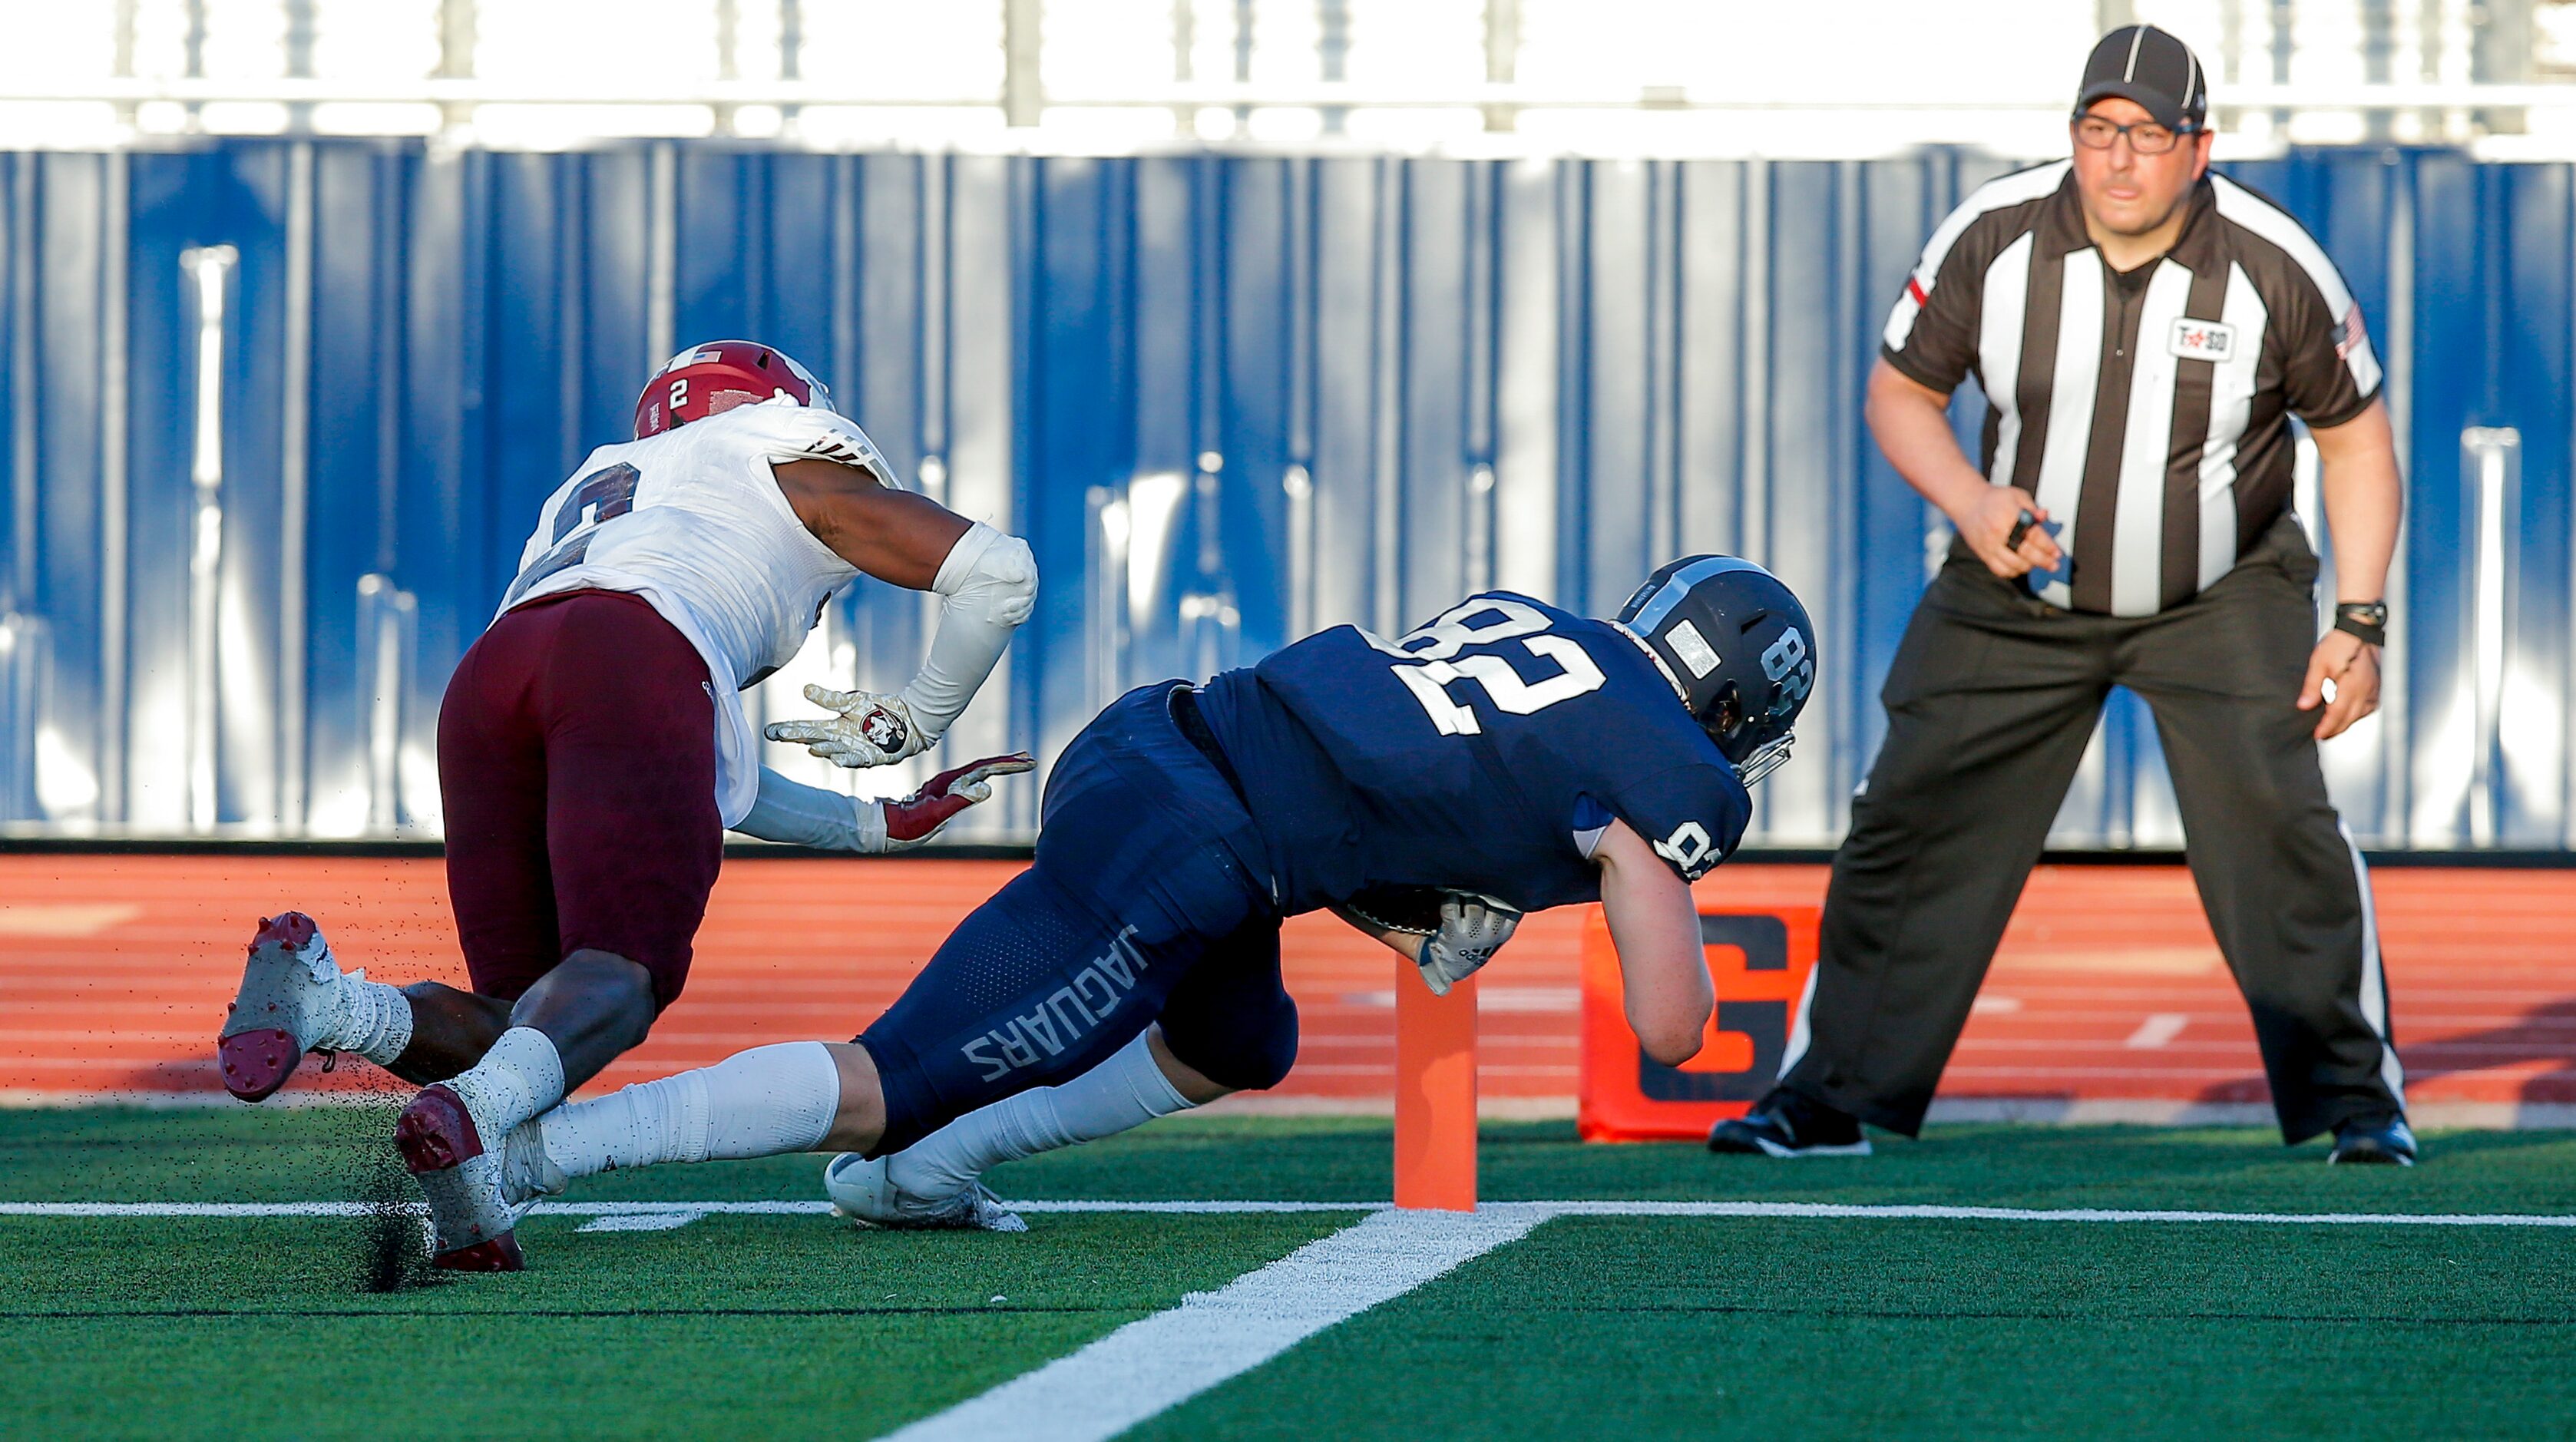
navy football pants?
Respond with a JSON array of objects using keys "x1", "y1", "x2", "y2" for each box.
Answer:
[{"x1": 858, "y1": 683, "x2": 1300, "y2": 1156}]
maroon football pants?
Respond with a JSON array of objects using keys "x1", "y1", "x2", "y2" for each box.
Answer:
[{"x1": 436, "y1": 588, "x2": 722, "y2": 1011}]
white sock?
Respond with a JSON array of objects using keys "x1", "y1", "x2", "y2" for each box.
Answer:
[
  {"x1": 537, "y1": 1041, "x2": 840, "y2": 1181},
  {"x1": 319, "y1": 973, "x2": 413, "y2": 1067},
  {"x1": 890, "y1": 1028, "x2": 1197, "y2": 1199},
  {"x1": 444, "y1": 1027, "x2": 566, "y2": 1139}
]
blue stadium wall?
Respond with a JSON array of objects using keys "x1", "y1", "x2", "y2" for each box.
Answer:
[{"x1": 0, "y1": 141, "x2": 2566, "y2": 847}]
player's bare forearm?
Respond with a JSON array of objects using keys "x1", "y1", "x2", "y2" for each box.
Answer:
[
  {"x1": 1595, "y1": 821, "x2": 1711, "y2": 1066},
  {"x1": 1867, "y1": 359, "x2": 2062, "y2": 578},
  {"x1": 772, "y1": 456, "x2": 971, "y2": 588},
  {"x1": 2310, "y1": 399, "x2": 2401, "y2": 604}
]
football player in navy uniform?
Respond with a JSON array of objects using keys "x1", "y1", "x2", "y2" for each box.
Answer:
[{"x1": 460, "y1": 557, "x2": 1816, "y2": 1248}]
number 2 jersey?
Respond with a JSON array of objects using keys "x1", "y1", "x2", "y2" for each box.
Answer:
[
  {"x1": 1192, "y1": 592, "x2": 1753, "y2": 915},
  {"x1": 500, "y1": 398, "x2": 878, "y2": 825}
]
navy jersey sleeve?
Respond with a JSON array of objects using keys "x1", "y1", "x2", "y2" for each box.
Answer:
[{"x1": 1600, "y1": 761, "x2": 1751, "y2": 882}]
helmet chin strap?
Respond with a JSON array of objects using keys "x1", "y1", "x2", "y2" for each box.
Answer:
[{"x1": 1609, "y1": 621, "x2": 1691, "y2": 704}]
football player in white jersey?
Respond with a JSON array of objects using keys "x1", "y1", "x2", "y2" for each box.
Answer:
[{"x1": 213, "y1": 340, "x2": 1037, "y2": 1270}]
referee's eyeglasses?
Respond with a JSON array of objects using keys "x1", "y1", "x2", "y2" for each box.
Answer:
[{"x1": 2072, "y1": 113, "x2": 2197, "y2": 154}]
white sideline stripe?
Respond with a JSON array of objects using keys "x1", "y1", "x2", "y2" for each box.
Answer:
[
  {"x1": 0, "y1": 1199, "x2": 1372, "y2": 1219},
  {"x1": 879, "y1": 1208, "x2": 1543, "y2": 1442},
  {"x1": 1511, "y1": 1201, "x2": 2576, "y2": 1228},
  {"x1": 575, "y1": 1209, "x2": 707, "y2": 1232},
  {"x1": 1013, "y1": 1199, "x2": 1380, "y2": 1214},
  {"x1": 4, "y1": 1199, "x2": 2572, "y2": 1228}
]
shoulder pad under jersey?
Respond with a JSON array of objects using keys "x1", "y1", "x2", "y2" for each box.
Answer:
[{"x1": 716, "y1": 397, "x2": 903, "y2": 490}]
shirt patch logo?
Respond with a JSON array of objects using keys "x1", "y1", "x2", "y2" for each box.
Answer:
[
  {"x1": 2334, "y1": 302, "x2": 2367, "y2": 359},
  {"x1": 2169, "y1": 318, "x2": 2236, "y2": 361}
]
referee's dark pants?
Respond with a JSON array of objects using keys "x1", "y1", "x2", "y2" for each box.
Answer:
[{"x1": 1781, "y1": 514, "x2": 2403, "y2": 1145}]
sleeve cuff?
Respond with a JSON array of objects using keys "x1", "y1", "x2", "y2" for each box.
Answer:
[
  {"x1": 2299, "y1": 383, "x2": 2382, "y2": 432},
  {"x1": 1880, "y1": 344, "x2": 1958, "y2": 395}
]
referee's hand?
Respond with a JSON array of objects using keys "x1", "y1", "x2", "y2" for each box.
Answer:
[
  {"x1": 1959, "y1": 487, "x2": 2065, "y2": 580},
  {"x1": 2299, "y1": 631, "x2": 2381, "y2": 741}
]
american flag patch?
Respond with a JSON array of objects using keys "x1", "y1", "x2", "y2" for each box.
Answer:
[{"x1": 2334, "y1": 301, "x2": 2367, "y2": 359}]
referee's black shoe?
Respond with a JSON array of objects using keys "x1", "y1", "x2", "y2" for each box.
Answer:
[
  {"x1": 2328, "y1": 1114, "x2": 2419, "y2": 1166},
  {"x1": 1708, "y1": 1086, "x2": 1871, "y2": 1158}
]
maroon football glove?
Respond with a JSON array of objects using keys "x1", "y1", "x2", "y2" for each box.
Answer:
[{"x1": 883, "y1": 752, "x2": 1037, "y2": 844}]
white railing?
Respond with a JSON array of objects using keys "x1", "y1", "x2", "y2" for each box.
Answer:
[
  {"x1": 7, "y1": 79, "x2": 2573, "y2": 160},
  {"x1": 9, "y1": 77, "x2": 2576, "y2": 112}
]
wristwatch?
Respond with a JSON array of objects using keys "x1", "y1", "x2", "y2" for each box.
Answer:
[{"x1": 2333, "y1": 601, "x2": 2389, "y2": 648}]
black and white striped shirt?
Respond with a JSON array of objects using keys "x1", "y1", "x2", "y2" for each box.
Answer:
[{"x1": 1883, "y1": 161, "x2": 2382, "y2": 616}]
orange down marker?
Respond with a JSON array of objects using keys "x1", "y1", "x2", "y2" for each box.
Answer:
[{"x1": 1392, "y1": 962, "x2": 1478, "y2": 1211}]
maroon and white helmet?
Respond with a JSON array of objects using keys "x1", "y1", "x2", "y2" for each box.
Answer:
[{"x1": 634, "y1": 339, "x2": 835, "y2": 438}]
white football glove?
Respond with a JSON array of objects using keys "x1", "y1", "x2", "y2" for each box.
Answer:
[
  {"x1": 764, "y1": 683, "x2": 932, "y2": 769},
  {"x1": 1417, "y1": 894, "x2": 1523, "y2": 997}
]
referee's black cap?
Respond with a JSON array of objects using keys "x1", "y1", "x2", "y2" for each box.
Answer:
[{"x1": 2077, "y1": 25, "x2": 2209, "y2": 131}]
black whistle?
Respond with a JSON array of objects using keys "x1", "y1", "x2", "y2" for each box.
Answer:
[{"x1": 2006, "y1": 508, "x2": 2035, "y2": 551}]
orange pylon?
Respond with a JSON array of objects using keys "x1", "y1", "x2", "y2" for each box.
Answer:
[{"x1": 1393, "y1": 961, "x2": 1477, "y2": 1211}]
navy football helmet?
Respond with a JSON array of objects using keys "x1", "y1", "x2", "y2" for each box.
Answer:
[{"x1": 1613, "y1": 555, "x2": 1816, "y2": 785}]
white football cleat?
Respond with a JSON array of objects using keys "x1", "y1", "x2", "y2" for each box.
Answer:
[
  {"x1": 823, "y1": 1152, "x2": 1027, "y2": 1233},
  {"x1": 504, "y1": 1117, "x2": 571, "y2": 1208},
  {"x1": 395, "y1": 1085, "x2": 552, "y2": 1271},
  {"x1": 217, "y1": 913, "x2": 355, "y2": 1103}
]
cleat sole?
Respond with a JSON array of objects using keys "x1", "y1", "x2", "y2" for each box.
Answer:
[
  {"x1": 215, "y1": 911, "x2": 333, "y2": 1102},
  {"x1": 395, "y1": 1086, "x2": 484, "y2": 1176},
  {"x1": 217, "y1": 1028, "x2": 300, "y2": 1103},
  {"x1": 1751, "y1": 1136, "x2": 1873, "y2": 1159},
  {"x1": 250, "y1": 911, "x2": 319, "y2": 953}
]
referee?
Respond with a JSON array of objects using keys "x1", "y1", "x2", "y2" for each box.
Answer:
[{"x1": 1711, "y1": 26, "x2": 2416, "y2": 1165}]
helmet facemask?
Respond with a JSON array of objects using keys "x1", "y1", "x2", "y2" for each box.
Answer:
[
  {"x1": 1733, "y1": 731, "x2": 1797, "y2": 787},
  {"x1": 1701, "y1": 678, "x2": 1798, "y2": 787}
]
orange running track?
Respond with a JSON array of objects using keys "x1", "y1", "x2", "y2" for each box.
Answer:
[{"x1": 0, "y1": 855, "x2": 2568, "y2": 1115}]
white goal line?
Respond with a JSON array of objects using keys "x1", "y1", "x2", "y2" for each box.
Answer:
[{"x1": 2, "y1": 1198, "x2": 2571, "y2": 1228}]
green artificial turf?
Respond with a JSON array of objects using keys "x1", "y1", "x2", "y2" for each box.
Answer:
[
  {"x1": 2, "y1": 1106, "x2": 2571, "y2": 1440},
  {"x1": 1149, "y1": 1215, "x2": 2576, "y2": 1442},
  {"x1": 0, "y1": 1209, "x2": 1350, "y2": 1439}
]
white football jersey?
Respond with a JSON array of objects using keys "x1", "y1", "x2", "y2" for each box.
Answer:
[{"x1": 499, "y1": 398, "x2": 879, "y2": 825}]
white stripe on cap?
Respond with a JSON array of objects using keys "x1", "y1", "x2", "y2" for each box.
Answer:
[
  {"x1": 2110, "y1": 259, "x2": 2195, "y2": 617},
  {"x1": 1627, "y1": 556, "x2": 1765, "y2": 636},
  {"x1": 2197, "y1": 263, "x2": 2269, "y2": 590},
  {"x1": 2124, "y1": 24, "x2": 2147, "y2": 81},
  {"x1": 2032, "y1": 253, "x2": 2105, "y2": 610}
]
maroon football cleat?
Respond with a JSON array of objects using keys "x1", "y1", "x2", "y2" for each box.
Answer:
[
  {"x1": 217, "y1": 913, "x2": 340, "y2": 1103},
  {"x1": 395, "y1": 1084, "x2": 527, "y2": 1272}
]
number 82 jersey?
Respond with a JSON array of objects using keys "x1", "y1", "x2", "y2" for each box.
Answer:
[{"x1": 1194, "y1": 591, "x2": 1754, "y2": 917}]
